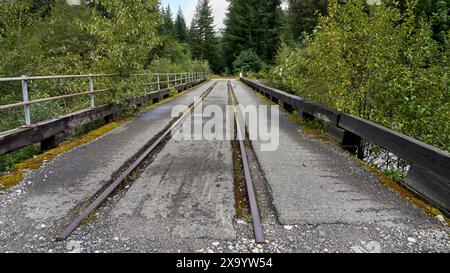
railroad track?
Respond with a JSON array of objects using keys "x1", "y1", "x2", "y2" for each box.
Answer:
[
  {"x1": 56, "y1": 82, "x2": 218, "y2": 241},
  {"x1": 56, "y1": 80, "x2": 265, "y2": 245},
  {"x1": 227, "y1": 80, "x2": 265, "y2": 244}
]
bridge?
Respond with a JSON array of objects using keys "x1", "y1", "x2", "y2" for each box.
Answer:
[{"x1": 0, "y1": 75, "x2": 448, "y2": 253}]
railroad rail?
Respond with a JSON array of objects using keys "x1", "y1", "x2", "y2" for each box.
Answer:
[
  {"x1": 240, "y1": 77, "x2": 450, "y2": 217},
  {"x1": 228, "y1": 81, "x2": 265, "y2": 244},
  {"x1": 55, "y1": 82, "x2": 218, "y2": 241}
]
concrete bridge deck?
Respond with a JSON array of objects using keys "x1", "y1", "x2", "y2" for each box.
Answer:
[{"x1": 0, "y1": 79, "x2": 447, "y2": 253}]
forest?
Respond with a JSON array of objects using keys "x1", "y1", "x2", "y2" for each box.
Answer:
[{"x1": 0, "y1": 0, "x2": 449, "y2": 156}]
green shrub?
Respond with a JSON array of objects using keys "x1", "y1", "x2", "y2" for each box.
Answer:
[
  {"x1": 0, "y1": 0, "x2": 210, "y2": 133},
  {"x1": 267, "y1": 0, "x2": 450, "y2": 152},
  {"x1": 232, "y1": 50, "x2": 267, "y2": 74}
]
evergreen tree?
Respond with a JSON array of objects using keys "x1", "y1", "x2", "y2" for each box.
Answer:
[
  {"x1": 222, "y1": 0, "x2": 283, "y2": 71},
  {"x1": 189, "y1": 0, "x2": 222, "y2": 73},
  {"x1": 174, "y1": 7, "x2": 188, "y2": 42},
  {"x1": 286, "y1": 0, "x2": 328, "y2": 41},
  {"x1": 160, "y1": 5, "x2": 175, "y2": 37}
]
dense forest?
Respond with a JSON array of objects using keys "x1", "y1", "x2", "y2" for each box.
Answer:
[{"x1": 0, "y1": 0, "x2": 449, "y2": 155}]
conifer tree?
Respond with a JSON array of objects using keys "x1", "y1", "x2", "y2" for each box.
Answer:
[
  {"x1": 189, "y1": 0, "x2": 222, "y2": 73},
  {"x1": 174, "y1": 7, "x2": 188, "y2": 42},
  {"x1": 286, "y1": 0, "x2": 328, "y2": 41},
  {"x1": 160, "y1": 5, "x2": 175, "y2": 37},
  {"x1": 222, "y1": 0, "x2": 283, "y2": 70}
]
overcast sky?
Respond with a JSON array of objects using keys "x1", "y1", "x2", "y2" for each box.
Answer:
[{"x1": 161, "y1": 0, "x2": 229, "y2": 30}]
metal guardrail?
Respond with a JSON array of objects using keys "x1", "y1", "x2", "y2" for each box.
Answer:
[
  {"x1": 0, "y1": 72, "x2": 206, "y2": 127},
  {"x1": 240, "y1": 77, "x2": 450, "y2": 216},
  {"x1": 0, "y1": 78, "x2": 206, "y2": 156}
]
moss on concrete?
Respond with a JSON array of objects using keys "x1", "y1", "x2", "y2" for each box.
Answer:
[
  {"x1": 0, "y1": 82, "x2": 207, "y2": 192},
  {"x1": 360, "y1": 160, "x2": 450, "y2": 225},
  {"x1": 0, "y1": 119, "x2": 130, "y2": 191}
]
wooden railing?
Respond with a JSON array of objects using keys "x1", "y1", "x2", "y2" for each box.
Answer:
[{"x1": 241, "y1": 77, "x2": 450, "y2": 216}]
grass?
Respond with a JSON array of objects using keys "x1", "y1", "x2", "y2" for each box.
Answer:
[{"x1": 0, "y1": 144, "x2": 41, "y2": 173}]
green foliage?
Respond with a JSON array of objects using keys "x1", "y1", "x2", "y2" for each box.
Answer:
[
  {"x1": 189, "y1": 0, "x2": 223, "y2": 73},
  {"x1": 232, "y1": 50, "x2": 266, "y2": 74},
  {"x1": 267, "y1": 0, "x2": 450, "y2": 152},
  {"x1": 383, "y1": 168, "x2": 407, "y2": 181},
  {"x1": 416, "y1": 0, "x2": 450, "y2": 42},
  {"x1": 84, "y1": 0, "x2": 161, "y2": 74},
  {"x1": 388, "y1": 0, "x2": 450, "y2": 42},
  {"x1": 160, "y1": 4, "x2": 175, "y2": 38},
  {"x1": 222, "y1": 0, "x2": 283, "y2": 71},
  {"x1": 0, "y1": 0, "x2": 210, "y2": 133},
  {"x1": 175, "y1": 7, "x2": 188, "y2": 42},
  {"x1": 0, "y1": 144, "x2": 40, "y2": 173},
  {"x1": 286, "y1": 0, "x2": 328, "y2": 41}
]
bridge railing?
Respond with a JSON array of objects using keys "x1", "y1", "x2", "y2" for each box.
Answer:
[
  {"x1": 0, "y1": 72, "x2": 206, "y2": 156},
  {"x1": 0, "y1": 72, "x2": 206, "y2": 127},
  {"x1": 241, "y1": 77, "x2": 450, "y2": 216}
]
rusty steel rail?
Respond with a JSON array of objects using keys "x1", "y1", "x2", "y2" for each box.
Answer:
[
  {"x1": 55, "y1": 81, "x2": 217, "y2": 241},
  {"x1": 227, "y1": 81, "x2": 265, "y2": 244}
]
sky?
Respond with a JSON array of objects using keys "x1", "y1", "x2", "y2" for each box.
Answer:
[{"x1": 161, "y1": 0, "x2": 229, "y2": 30}]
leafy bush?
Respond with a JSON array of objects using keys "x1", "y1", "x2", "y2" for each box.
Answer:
[
  {"x1": 0, "y1": 0, "x2": 210, "y2": 133},
  {"x1": 267, "y1": 0, "x2": 450, "y2": 152},
  {"x1": 232, "y1": 50, "x2": 267, "y2": 74}
]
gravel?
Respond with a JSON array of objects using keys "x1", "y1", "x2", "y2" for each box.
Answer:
[{"x1": 0, "y1": 83, "x2": 448, "y2": 253}]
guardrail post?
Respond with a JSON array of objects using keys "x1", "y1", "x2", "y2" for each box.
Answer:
[
  {"x1": 167, "y1": 74, "x2": 170, "y2": 88},
  {"x1": 21, "y1": 75, "x2": 31, "y2": 126},
  {"x1": 88, "y1": 76, "x2": 95, "y2": 108},
  {"x1": 157, "y1": 74, "x2": 160, "y2": 90}
]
